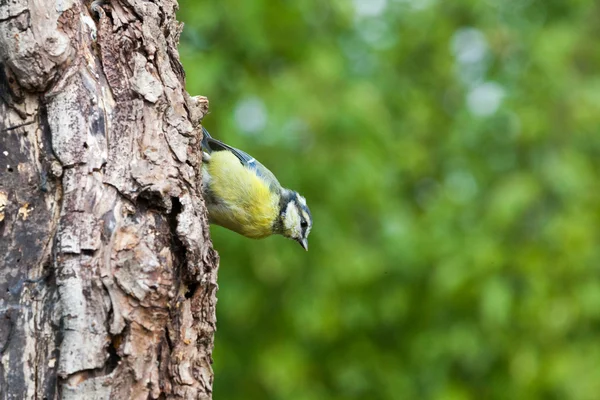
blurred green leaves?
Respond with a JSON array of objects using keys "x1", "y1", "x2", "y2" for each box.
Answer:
[{"x1": 178, "y1": 0, "x2": 600, "y2": 399}]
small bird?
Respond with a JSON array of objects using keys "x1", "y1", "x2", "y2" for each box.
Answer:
[{"x1": 201, "y1": 127, "x2": 312, "y2": 250}]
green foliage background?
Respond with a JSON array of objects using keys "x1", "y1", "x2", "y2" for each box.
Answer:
[{"x1": 178, "y1": 1, "x2": 600, "y2": 399}]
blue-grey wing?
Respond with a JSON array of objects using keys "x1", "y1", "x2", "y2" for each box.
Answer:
[{"x1": 202, "y1": 127, "x2": 282, "y2": 190}]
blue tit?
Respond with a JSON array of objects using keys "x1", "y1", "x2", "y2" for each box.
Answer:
[{"x1": 201, "y1": 127, "x2": 312, "y2": 250}]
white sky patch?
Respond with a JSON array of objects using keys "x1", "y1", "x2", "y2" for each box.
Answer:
[
  {"x1": 234, "y1": 96, "x2": 268, "y2": 134},
  {"x1": 451, "y1": 28, "x2": 488, "y2": 65},
  {"x1": 353, "y1": 0, "x2": 387, "y2": 18},
  {"x1": 467, "y1": 82, "x2": 505, "y2": 117},
  {"x1": 450, "y1": 28, "x2": 490, "y2": 87}
]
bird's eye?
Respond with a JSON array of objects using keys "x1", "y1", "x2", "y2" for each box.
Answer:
[{"x1": 301, "y1": 221, "x2": 308, "y2": 228}]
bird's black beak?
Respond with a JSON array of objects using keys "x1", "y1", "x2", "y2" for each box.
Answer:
[{"x1": 298, "y1": 238, "x2": 308, "y2": 251}]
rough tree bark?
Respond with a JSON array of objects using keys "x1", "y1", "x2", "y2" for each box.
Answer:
[{"x1": 0, "y1": 0, "x2": 219, "y2": 398}]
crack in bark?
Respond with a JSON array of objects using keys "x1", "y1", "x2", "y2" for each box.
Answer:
[
  {"x1": 1, "y1": 120, "x2": 36, "y2": 132},
  {"x1": 0, "y1": 9, "x2": 29, "y2": 25}
]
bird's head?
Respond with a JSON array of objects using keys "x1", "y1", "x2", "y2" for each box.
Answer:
[{"x1": 278, "y1": 190, "x2": 312, "y2": 251}]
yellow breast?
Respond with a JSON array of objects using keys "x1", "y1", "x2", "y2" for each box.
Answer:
[{"x1": 204, "y1": 151, "x2": 279, "y2": 239}]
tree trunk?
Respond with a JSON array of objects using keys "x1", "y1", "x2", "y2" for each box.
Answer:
[{"x1": 0, "y1": 1, "x2": 218, "y2": 398}]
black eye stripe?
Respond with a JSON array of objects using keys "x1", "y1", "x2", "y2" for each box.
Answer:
[{"x1": 300, "y1": 221, "x2": 307, "y2": 236}]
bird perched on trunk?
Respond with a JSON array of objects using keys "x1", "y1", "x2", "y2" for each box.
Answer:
[{"x1": 201, "y1": 127, "x2": 312, "y2": 250}]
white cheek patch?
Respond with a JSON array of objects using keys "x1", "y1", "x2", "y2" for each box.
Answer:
[{"x1": 284, "y1": 202, "x2": 302, "y2": 238}]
